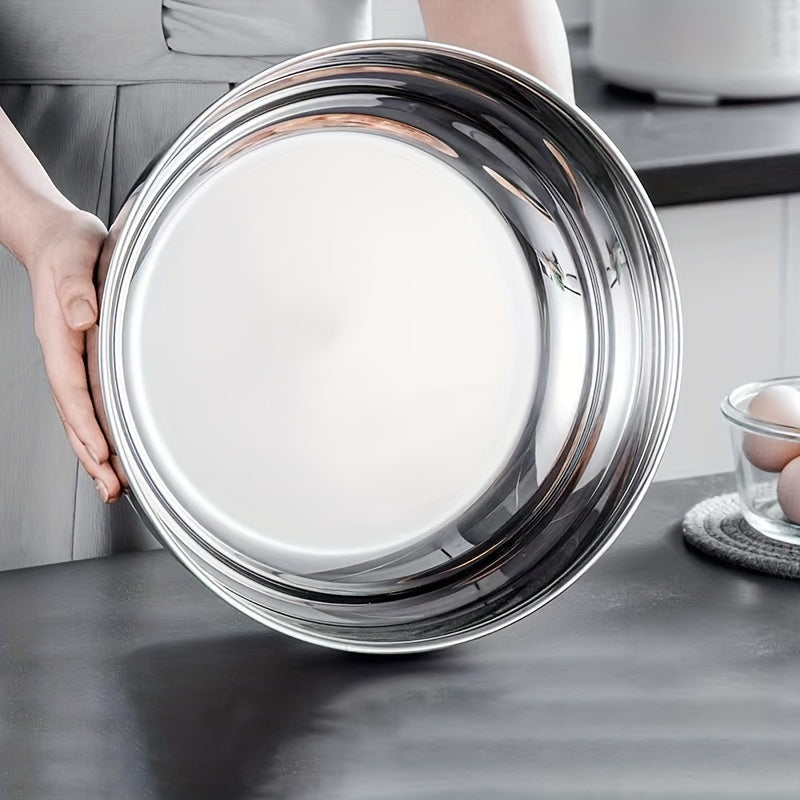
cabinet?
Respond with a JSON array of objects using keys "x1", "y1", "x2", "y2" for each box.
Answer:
[{"x1": 655, "y1": 196, "x2": 788, "y2": 480}]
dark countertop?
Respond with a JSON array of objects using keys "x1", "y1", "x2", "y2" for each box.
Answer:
[
  {"x1": 3, "y1": 472, "x2": 800, "y2": 799},
  {"x1": 572, "y1": 40, "x2": 800, "y2": 206}
]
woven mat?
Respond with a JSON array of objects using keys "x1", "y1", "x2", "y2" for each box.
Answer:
[{"x1": 682, "y1": 493, "x2": 800, "y2": 579}]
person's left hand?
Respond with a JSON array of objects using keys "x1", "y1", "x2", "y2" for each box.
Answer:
[{"x1": 25, "y1": 206, "x2": 123, "y2": 503}]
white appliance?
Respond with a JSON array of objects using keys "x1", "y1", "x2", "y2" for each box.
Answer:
[{"x1": 592, "y1": 0, "x2": 800, "y2": 103}]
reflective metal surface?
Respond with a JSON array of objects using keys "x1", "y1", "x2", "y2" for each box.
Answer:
[{"x1": 95, "y1": 41, "x2": 682, "y2": 653}]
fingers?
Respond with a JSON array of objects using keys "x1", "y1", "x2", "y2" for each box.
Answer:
[
  {"x1": 38, "y1": 304, "x2": 120, "y2": 502},
  {"x1": 59, "y1": 410, "x2": 123, "y2": 503},
  {"x1": 110, "y1": 454, "x2": 130, "y2": 492},
  {"x1": 44, "y1": 325, "x2": 108, "y2": 459},
  {"x1": 46, "y1": 339, "x2": 121, "y2": 502}
]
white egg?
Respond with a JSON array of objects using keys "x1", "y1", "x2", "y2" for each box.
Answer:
[
  {"x1": 778, "y1": 454, "x2": 800, "y2": 524},
  {"x1": 742, "y1": 385, "x2": 800, "y2": 472}
]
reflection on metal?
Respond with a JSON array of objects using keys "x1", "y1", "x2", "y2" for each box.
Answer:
[
  {"x1": 537, "y1": 249, "x2": 580, "y2": 296},
  {"x1": 606, "y1": 237, "x2": 629, "y2": 288},
  {"x1": 542, "y1": 137, "x2": 583, "y2": 209},
  {"x1": 482, "y1": 165, "x2": 553, "y2": 220}
]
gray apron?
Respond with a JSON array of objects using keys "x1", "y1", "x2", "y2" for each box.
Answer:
[{"x1": 0, "y1": 0, "x2": 371, "y2": 570}]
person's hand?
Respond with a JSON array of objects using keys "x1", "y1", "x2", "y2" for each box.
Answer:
[{"x1": 25, "y1": 207, "x2": 122, "y2": 503}]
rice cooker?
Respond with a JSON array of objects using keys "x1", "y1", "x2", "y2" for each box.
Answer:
[{"x1": 592, "y1": 0, "x2": 800, "y2": 103}]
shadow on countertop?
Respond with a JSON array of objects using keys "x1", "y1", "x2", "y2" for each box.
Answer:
[{"x1": 122, "y1": 632, "x2": 454, "y2": 800}]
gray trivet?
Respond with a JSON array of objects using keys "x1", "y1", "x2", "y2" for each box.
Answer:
[{"x1": 682, "y1": 492, "x2": 800, "y2": 579}]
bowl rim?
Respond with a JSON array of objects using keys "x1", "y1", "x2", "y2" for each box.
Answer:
[
  {"x1": 721, "y1": 376, "x2": 800, "y2": 441},
  {"x1": 97, "y1": 38, "x2": 683, "y2": 653}
]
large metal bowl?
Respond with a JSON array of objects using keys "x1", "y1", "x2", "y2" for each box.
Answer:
[{"x1": 92, "y1": 41, "x2": 681, "y2": 653}]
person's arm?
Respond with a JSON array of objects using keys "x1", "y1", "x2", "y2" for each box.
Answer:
[
  {"x1": 0, "y1": 107, "x2": 121, "y2": 502},
  {"x1": 418, "y1": 0, "x2": 574, "y2": 103}
]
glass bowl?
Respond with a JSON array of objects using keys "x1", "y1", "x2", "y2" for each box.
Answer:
[
  {"x1": 90, "y1": 40, "x2": 682, "y2": 653},
  {"x1": 722, "y1": 377, "x2": 800, "y2": 543}
]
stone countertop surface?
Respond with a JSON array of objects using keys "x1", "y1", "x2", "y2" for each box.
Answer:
[{"x1": 3, "y1": 472, "x2": 800, "y2": 798}]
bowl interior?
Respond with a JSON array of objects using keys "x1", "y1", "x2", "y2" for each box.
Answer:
[{"x1": 99, "y1": 41, "x2": 682, "y2": 651}]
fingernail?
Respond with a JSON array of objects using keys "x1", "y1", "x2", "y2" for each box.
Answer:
[
  {"x1": 94, "y1": 479, "x2": 109, "y2": 503},
  {"x1": 67, "y1": 298, "x2": 96, "y2": 329}
]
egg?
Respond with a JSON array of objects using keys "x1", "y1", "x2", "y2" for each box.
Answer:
[
  {"x1": 778, "y1": 454, "x2": 800, "y2": 524},
  {"x1": 742, "y1": 385, "x2": 800, "y2": 472}
]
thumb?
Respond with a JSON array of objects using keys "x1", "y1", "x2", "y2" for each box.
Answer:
[{"x1": 55, "y1": 263, "x2": 99, "y2": 333}]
